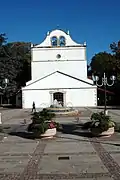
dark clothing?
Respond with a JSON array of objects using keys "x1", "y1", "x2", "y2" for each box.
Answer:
[{"x1": 32, "y1": 102, "x2": 36, "y2": 113}]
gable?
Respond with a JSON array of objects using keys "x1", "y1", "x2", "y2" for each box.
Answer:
[
  {"x1": 34, "y1": 29, "x2": 83, "y2": 48},
  {"x1": 22, "y1": 71, "x2": 95, "y2": 90}
]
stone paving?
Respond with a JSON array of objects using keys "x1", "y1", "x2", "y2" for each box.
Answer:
[{"x1": 0, "y1": 108, "x2": 120, "y2": 179}]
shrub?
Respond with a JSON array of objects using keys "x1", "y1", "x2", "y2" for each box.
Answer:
[
  {"x1": 28, "y1": 108, "x2": 58, "y2": 136},
  {"x1": 114, "y1": 123, "x2": 120, "y2": 132},
  {"x1": 82, "y1": 111, "x2": 115, "y2": 134},
  {"x1": 90, "y1": 111, "x2": 115, "y2": 133},
  {"x1": 82, "y1": 121, "x2": 93, "y2": 130}
]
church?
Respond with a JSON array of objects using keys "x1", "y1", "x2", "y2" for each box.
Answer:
[{"x1": 22, "y1": 29, "x2": 97, "y2": 108}]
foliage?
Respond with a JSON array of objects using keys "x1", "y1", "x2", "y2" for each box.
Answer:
[
  {"x1": 90, "y1": 41, "x2": 120, "y2": 83},
  {"x1": 0, "y1": 126, "x2": 4, "y2": 133},
  {"x1": 110, "y1": 41, "x2": 120, "y2": 57},
  {"x1": 0, "y1": 33, "x2": 7, "y2": 46},
  {"x1": 90, "y1": 111, "x2": 115, "y2": 133},
  {"x1": 114, "y1": 122, "x2": 120, "y2": 132},
  {"x1": 28, "y1": 108, "x2": 58, "y2": 136},
  {"x1": 90, "y1": 52, "x2": 117, "y2": 76},
  {"x1": 83, "y1": 112, "x2": 115, "y2": 134},
  {"x1": 28, "y1": 123, "x2": 49, "y2": 136},
  {"x1": 31, "y1": 108, "x2": 55, "y2": 123},
  {"x1": 0, "y1": 33, "x2": 31, "y2": 100},
  {"x1": 110, "y1": 41, "x2": 120, "y2": 79},
  {"x1": 50, "y1": 105, "x2": 54, "y2": 108},
  {"x1": 89, "y1": 50, "x2": 120, "y2": 105},
  {"x1": 82, "y1": 121, "x2": 93, "y2": 130}
]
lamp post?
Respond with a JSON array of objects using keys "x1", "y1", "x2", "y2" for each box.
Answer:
[
  {"x1": 0, "y1": 78, "x2": 9, "y2": 124},
  {"x1": 0, "y1": 78, "x2": 9, "y2": 90},
  {"x1": 92, "y1": 73, "x2": 116, "y2": 115}
]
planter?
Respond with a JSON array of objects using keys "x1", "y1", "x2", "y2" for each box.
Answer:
[
  {"x1": 40, "y1": 128, "x2": 56, "y2": 139},
  {"x1": 91, "y1": 127, "x2": 114, "y2": 137}
]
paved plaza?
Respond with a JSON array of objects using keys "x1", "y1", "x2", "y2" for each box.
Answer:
[{"x1": 0, "y1": 107, "x2": 120, "y2": 179}]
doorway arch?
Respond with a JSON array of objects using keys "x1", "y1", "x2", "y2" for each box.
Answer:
[
  {"x1": 50, "y1": 90, "x2": 66, "y2": 107},
  {"x1": 53, "y1": 92, "x2": 64, "y2": 106}
]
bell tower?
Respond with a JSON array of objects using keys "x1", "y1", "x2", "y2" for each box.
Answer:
[{"x1": 30, "y1": 29, "x2": 88, "y2": 82}]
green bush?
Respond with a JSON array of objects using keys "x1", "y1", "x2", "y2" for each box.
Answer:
[
  {"x1": 114, "y1": 123, "x2": 120, "y2": 132},
  {"x1": 90, "y1": 111, "x2": 115, "y2": 133},
  {"x1": 28, "y1": 122, "x2": 49, "y2": 136},
  {"x1": 0, "y1": 126, "x2": 3, "y2": 133},
  {"x1": 82, "y1": 121, "x2": 93, "y2": 130},
  {"x1": 82, "y1": 111, "x2": 115, "y2": 134},
  {"x1": 31, "y1": 108, "x2": 55, "y2": 124},
  {"x1": 28, "y1": 108, "x2": 58, "y2": 136}
]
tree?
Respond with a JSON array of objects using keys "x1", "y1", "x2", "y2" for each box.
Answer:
[
  {"x1": 110, "y1": 41, "x2": 120, "y2": 79},
  {"x1": 90, "y1": 52, "x2": 116, "y2": 77},
  {"x1": 0, "y1": 33, "x2": 7, "y2": 46},
  {"x1": 0, "y1": 35, "x2": 31, "y2": 100},
  {"x1": 89, "y1": 51, "x2": 120, "y2": 105},
  {"x1": 110, "y1": 41, "x2": 120, "y2": 54},
  {"x1": 5, "y1": 42, "x2": 31, "y2": 87}
]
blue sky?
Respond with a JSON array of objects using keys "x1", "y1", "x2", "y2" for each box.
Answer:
[{"x1": 0, "y1": 0, "x2": 120, "y2": 63}]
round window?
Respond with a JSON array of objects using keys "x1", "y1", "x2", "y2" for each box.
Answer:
[{"x1": 56, "y1": 54, "x2": 61, "y2": 59}]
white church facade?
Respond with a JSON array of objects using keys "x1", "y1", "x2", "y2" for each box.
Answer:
[{"x1": 22, "y1": 29, "x2": 97, "y2": 108}]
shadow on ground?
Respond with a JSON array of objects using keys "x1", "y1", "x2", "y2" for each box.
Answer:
[
  {"x1": 9, "y1": 131, "x2": 36, "y2": 140},
  {"x1": 1, "y1": 124, "x2": 36, "y2": 140},
  {"x1": 57, "y1": 123, "x2": 120, "y2": 147},
  {"x1": 58, "y1": 123, "x2": 93, "y2": 138},
  {"x1": 2, "y1": 122, "x2": 120, "y2": 147}
]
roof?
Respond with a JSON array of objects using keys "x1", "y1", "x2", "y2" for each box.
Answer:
[
  {"x1": 49, "y1": 28, "x2": 69, "y2": 35},
  {"x1": 34, "y1": 29, "x2": 84, "y2": 48},
  {"x1": 24, "y1": 71, "x2": 94, "y2": 88}
]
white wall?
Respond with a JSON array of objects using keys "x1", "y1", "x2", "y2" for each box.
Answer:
[
  {"x1": 66, "y1": 88, "x2": 97, "y2": 107},
  {"x1": 30, "y1": 29, "x2": 87, "y2": 83},
  {"x1": 22, "y1": 29, "x2": 96, "y2": 109},
  {"x1": 24, "y1": 71, "x2": 93, "y2": 90},
  {"x1": 32, "y1": 47, "x2": 85, "y2": 61},
  {"x1": 22, "y1": 90, "x2": 51, "y2": 108},
  {"x1": 31, "y1": 60, "x2": 87, "y2": 81},
  {"x1": 22, "y1": 88, "x2": 97, "y2": 108}
]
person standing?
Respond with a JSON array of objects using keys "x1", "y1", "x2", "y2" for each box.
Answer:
[{"x1": 32, "y1": 101, "x2": 36, "y2": 113}]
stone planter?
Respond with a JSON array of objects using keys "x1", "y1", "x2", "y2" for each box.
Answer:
[
  {"x1": 40, "y1": 128, "x2": 56, "y2": 139},
  {"x1": 91, "y1": 127, "x2": 114, "y2": 137}
]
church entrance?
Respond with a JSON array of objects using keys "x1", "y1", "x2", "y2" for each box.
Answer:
[{"x1": 53, "y1": 92, "x2": 64, "y2": 106}]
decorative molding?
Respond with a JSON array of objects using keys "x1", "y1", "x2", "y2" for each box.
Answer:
[
  {"x1": 32, "y1": 45, "x2": 86, "y2": 49},
  {"x1": 32, "y1": 59, "x2": 86, "y2": 62},
  {"x1": 23, "y1": 87, "x2": 97, "y2": 91},
  {"x1": 49, "y1": 90, "x2": 66, "y2": 106}
]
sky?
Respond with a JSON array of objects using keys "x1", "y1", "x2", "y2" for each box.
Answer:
[{"x1": 0, "y1": 0, "x2": 120, "y2": 64}]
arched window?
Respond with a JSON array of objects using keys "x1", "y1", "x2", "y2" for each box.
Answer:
[
  {"x1": 59, "y1": 36, "x2": 66, "y2": 46},
  {"x1": 51, "y1": 36, "x2": 58, "y2": 46}
]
